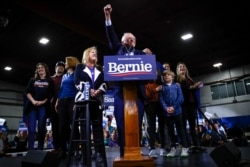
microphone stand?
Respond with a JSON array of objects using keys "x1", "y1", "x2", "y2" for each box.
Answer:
[
  {"x1": 190, "y1": 107, "x2": 228, "y2": 153},
  {"x1": 189, "y1": 88, "x2": 227, "y2": 153},
  {"x1": 190, "y1": 87, "x2": 224, "y2": 152}
]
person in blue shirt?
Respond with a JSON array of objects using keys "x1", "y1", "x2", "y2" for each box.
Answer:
[
  {"x1": 159, "y1": 70, "x2": 189, "y2": 157},
  {"x1": 55, "y1": 56, "x2": 80, "y2": 159}
]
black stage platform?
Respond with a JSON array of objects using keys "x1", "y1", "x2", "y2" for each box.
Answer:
[{"x1": 1, "y1": 146, "x2": 250, "y2": 167}]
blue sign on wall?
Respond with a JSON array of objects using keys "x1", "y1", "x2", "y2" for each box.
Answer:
[{"x1": 103, "y1": 55, "x2": 157, "y2": 81}]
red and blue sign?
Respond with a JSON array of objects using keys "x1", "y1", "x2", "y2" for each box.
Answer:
[{"x1": 103, "y1": 55, "x2": 157, "y2": 81}]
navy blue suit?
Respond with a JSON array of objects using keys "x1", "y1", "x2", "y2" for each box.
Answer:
[{"x1": 105, "y1": 24, "x2": 146, "y2": 157}]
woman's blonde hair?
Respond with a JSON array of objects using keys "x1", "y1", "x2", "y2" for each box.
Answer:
[
  {"x1": 82, "y1": 46, "x2": 98, "y2": 65},
  {"x1": 176, "y1": 62, "x2": 194, "y2": 82}
]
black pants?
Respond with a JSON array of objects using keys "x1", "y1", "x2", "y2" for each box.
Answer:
[
  {"x1": 78, "y1": 103, "x2": 104, "y2": 153},
  {"x1": 50, "y1": 109, "x2": 59, "y2": 149},
  {"x1": 144, "y1": 100, "x2": 166, "y2": 150},
  {"x1": 182, "y1": 103, "x2": 199, "y2": 147},
  {"x1": 57, "y1": 98, "x2": 76, "y2": 152},
  {"x1": 165, "y1": 113, "x2": 188, "y2": 148}
]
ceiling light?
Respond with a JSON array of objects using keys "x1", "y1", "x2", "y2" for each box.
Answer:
[
  {"x1": 213, "y1": 63, "x2": 222, "y2": 68},
  {"x1": 39, "y1": 37, "x2": 49, "y2": 44},
  {"x1": 4, "y1": 66, "x2": 12, "y2": 71},
  {"x1": 181, "y1": 33, "x2": 193, "y2": 40}
]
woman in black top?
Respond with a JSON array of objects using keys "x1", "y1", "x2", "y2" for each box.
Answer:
[{"x1": 24, "y1": 63, "x2": 54, "y2": 150}]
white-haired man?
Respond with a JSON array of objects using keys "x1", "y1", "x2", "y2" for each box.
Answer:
[{"x1": 104, "y1": 4, "x2": 146, "y2": 157}]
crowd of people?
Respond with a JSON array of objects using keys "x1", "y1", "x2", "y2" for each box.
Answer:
[{"x1": 1, "y1": 4, "x2": 249, "y2": 163}]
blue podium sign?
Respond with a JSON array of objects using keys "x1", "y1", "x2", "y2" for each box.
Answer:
[{"x1": 104, "y1": 55, "x2": 157, "y2": 81}]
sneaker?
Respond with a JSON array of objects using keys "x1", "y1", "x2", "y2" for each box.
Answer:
[
  {"x1": 181, "y1": 147, "x2": 189, "y2": 157},
  {"x1": 148, "y1": 149, "x2": 158, "y2": 158},
  {"x1": 167, "y1": 147, "x2": 177, "y2": 157},
  {"x1": 91, "y1": 151, "x2": 97, "y2": 159},
  {"x1": 95, "y1": 152, "x2": 103, "y2": 163},
  {"x1": 160, "y1": 149, "x2": 167, "y2": 156}
]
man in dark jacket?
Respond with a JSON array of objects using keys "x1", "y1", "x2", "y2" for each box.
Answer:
[{"x1": 104, "y1": 4, "x2": 146, "y2": 157}]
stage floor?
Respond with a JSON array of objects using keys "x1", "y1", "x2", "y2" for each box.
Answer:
[{"x1": 1, "y1": 146, "x2": 250, "y2": 167}]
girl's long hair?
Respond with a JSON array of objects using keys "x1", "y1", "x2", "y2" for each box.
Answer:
[{"x1": 176, "y1": 62, "x2": 194, "y2": 83}]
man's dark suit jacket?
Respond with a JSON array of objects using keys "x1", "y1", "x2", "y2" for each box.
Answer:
[{"x1": 105, "y1": 24, "x2": 146, "y2": 101}]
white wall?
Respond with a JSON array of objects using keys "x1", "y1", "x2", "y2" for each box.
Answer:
[
  {"x1": 193, "y1": 64, "x2": 250, "y2": 118},
  {"x1": 0, "y1": 81, "x2": 24, "y2": 133},
  {"x1": 0, "y1": 105, "x2": 23, "y2": 130}
]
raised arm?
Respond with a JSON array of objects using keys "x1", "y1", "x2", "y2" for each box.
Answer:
[
  {"x1": 104, "y1": 4, "x2": 112, "y2": 22},
  {"x1": 103, "y1": 4, "x2": 120, "y2": 52}
]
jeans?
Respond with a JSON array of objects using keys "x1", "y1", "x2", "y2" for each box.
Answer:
[{"x1": 27, "y1": 106, "x2": 47, "y2": 150}]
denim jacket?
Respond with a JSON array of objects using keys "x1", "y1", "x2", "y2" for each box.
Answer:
[{"x1": 159, "y1": 82, "x2": 184, "y2": 117}]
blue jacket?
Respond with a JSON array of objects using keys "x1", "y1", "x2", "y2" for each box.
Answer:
[{"x1": 159, "y1": 82, "x2": 184, "y2": 117}]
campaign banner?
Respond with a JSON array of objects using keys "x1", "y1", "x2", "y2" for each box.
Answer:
[
  {"x1": 104, "y1": 90, "x2": 115, "y2": 116},
  {"x1": 0, "y1": 118, "x2": 6, "y2": 126},
  {"x1": 103, "y1": 55, "x2": 157, "y2": 81},
  {"x1": 18, "y1": 121, "x2": 28, "y2": 131}
]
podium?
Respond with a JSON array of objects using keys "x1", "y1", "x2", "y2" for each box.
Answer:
[
  {"x1": 112, "y1": 82, "x2": 154, "y2": 167},
  {"x1": 104, "y1": 55, "x2": 157, "y2": 167}
]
